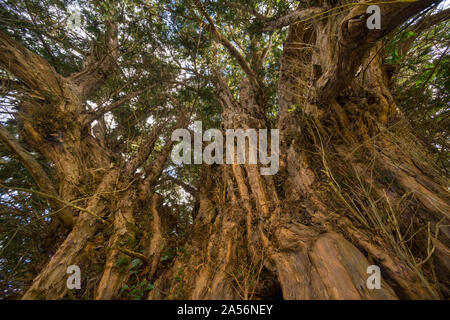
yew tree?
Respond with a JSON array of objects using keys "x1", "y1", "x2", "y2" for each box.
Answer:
[{"x1": 0, "y1": 0, "x2": 449, "y2": 300}]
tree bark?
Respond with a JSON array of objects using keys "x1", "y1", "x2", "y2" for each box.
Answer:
[
  {"x1": 2, "y1": 0, "x2": 447, "y2": 300},
  {"x1": 149, "y1": 1, "x2": 449, "y2": 300}
]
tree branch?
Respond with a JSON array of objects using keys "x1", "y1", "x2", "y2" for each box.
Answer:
[
  {"x1": 85, "y1": 86, "x2": 155, "y2": 124},
  {"x1": 145, "y1": 111, "x2": 190, "y2": 185},
  {"x1": 316, "y1": 0, "x2": 439, "y2": 103},
  {"x1": 116, "y1": 246, "x2": 149, "y2": 264},
  {"x1": 399, "y1": 7, "x2": 450, "y2": 56},
  {"x1": 0, "y1": 183, "x2": 106, "y2": 225},
  {"x1": 193, "y1": 0, "x2": 260, "y2": 90},
  {"x1": 224, "y1": 1, "x2": 269, "y2": 21},
  {"x1": 162, "y1": 175, "x2": 197, "y2": 196},
  {"x1": 68, "y1": 18, "x2": 119, "y2": 99},
  {"x1": 411, "y1": 6, "x2": 450, "y2": 33},
  {"x1": 0, "y1": 30, "x2": 63, "y2": 100},
  {"x1": 125, "y1": 121, "x2": 167, "y2": 175},
  {"x1": 0, "y1": 125, "x2": 73, "y2": 225}
]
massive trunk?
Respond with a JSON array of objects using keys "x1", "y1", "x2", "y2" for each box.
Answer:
[{"x1": 149, "y1": 3, "x2": 449, "y2": 300}]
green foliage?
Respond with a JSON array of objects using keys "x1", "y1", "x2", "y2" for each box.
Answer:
[
  {"x1": 0, "y1": 123, "x2": 59, "y2": 298},
  {"x1": 390, "y1": 15, "x2": 450, "y2": 172},
  {"x1": 120, "y1": 279, "x2": 154, "y2": 300},
  {"x1": 0, "y1": 0, "x2": 448, "y2": 299},
  {"x1": 115, "y1": 255, "x2": 131, "y2": 271},
  {"x1": 174, "y1": 267, "x2": 186, "y2": 299},
  {"x1": 131, "y1": 258, "x2": 142, "y2": 269}
]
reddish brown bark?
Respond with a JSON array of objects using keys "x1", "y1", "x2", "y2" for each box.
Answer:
[
  {"x1": 149, "y1": 0, "x2": 448, "y2": 300},
  {"x1": 1, "y1": 0, "x2": 447, "y2": 300}
]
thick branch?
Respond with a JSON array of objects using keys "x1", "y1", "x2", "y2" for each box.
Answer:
[
  {"x1": 0, "y1": 125, "x2": 73, "y2": 225},
  {"x1": 125, "y1": 121, "x2": 167, "y2": 175},
  {"x1": 316, "y1": 0, "x2": 439, "y2": 103},
  {"x1": 0, "y1": 125, "x2": 55, "y2": 195},
  {"x1": 194, "y1": 1, "x2": 260, "y2": 89},
  {"x1": 0, "y1": 30, "x2": 63, "y2": 99},
  {"x1": 68, "y1": 21, "x2": 119, "y2": 99},
  {"x1": 213, "y1": 69, "x2": 241, "y2": 111},
  {"x1": 144, "y1": 112, "x2": 190, "y2": 185}
]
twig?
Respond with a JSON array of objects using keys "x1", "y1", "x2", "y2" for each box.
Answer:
[{"x1": 0, "y1": 184, "x2": 109, "y2": 224}]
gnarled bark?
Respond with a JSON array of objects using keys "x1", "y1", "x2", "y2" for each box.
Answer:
[{"x1": 149, "y1": 0, "x2": 448, "y2": 300}]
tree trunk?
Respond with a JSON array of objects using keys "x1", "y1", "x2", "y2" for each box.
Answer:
[
  {"x1": 1, "y1": 0, "x2": 448, "y2": 300},
  {"x1": 149, "y1": 4, "x2": 449, "y2": 300},
  {"x1": 0, "y1": 26, "x2": 185, "y2": 299}
]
